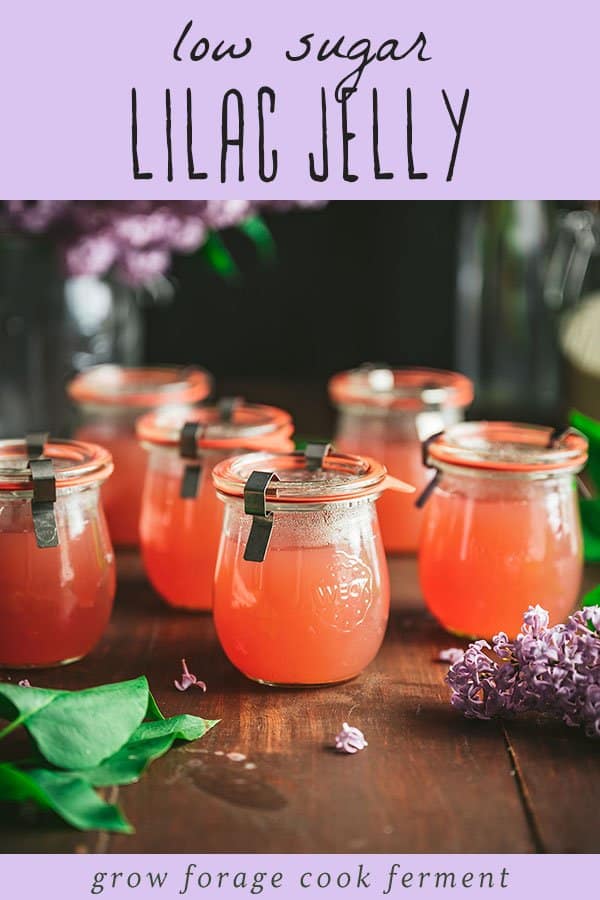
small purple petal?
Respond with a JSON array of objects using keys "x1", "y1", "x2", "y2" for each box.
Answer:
[
  {"x1": 335, "y1": 722, "x2": 368, "y2": 754},
  {"x1": 437, "y1": 648, "x2": 464, "y2": 664},
  {"x1": 174, "y1": 659, "x2": 207, "y2": 692},
  {"x1": 18, "y1": 679, "x2": 32, "y2": 687}
]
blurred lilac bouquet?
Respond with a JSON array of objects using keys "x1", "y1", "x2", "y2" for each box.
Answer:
[
  {"x1": 447, "y1": 605, "x2": 600, "y2": 739},
  {"x1": 0, "y1": 201, "x2": 316, "y2": 286}
]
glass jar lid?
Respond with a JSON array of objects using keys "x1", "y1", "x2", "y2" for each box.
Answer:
[
  {"x1": 137, "y1": 401, "x2": 294, "y2": 452},
  {"x1": 67, "y1": 365, "x2": 212, "y2": 408},
  {"x1": 212, "y1": 448, "x2": 414, "y2": 505},
  {"x1": 426, "y1": 421, "x2": 588, "y2": 474},
  {"x1": 0, "y1": 438, "x2": 113, "y2": 492},
  {"x1": 328, "y1": 365, "x2": 474, "y2": 411}
]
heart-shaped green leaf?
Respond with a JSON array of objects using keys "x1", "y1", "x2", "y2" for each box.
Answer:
[
  {"x1": 0, "y1": 677, "x2": 149, "y2": 769},
  {"x1": 0, "y1": 676, "x2": 220, "y2": 833},
  {"x1": 0, "y1": 763, "x2": 133, "y2": 833},
  {"x1": 74, "y1": 715, "x2": 220, "y2": 787}
]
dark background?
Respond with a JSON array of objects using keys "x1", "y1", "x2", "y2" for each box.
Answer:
[{"x1": 146, "y1": 201, "x2": 459, "y2": 379}]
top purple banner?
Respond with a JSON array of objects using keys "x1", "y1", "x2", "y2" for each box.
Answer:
[{"x1": 0, "y1": 0, "x2": 597, "y2": 199}]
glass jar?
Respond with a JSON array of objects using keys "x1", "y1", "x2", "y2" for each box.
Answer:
[
  {"x1": 545, "y1": 207, "x2": 600, "y2": 420},
  {"x1": 329, "y1": 366, "x2": 473, "y2": 554},
  {"x1": 137, "y1": 402, "x2": 295, "y2": 611},
  {"x1": 418, "y1": 422, "x2": 588, "y2": 639},
  {"x1": 0, "y1": 437, "x2": 115, "y2": 668},
  {"x1": 0, "y1": 236, "x2": 145, "y2": 439},
  {"x1": 212, "y1": 447, "x2": 415, "y2": 686},
  {"x1": 67, "y1": 365, "x2": 212, "y2": 547}
]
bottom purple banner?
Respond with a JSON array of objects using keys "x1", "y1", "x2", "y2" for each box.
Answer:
[{"x1": 0, "y1": 855, "x2": 596, "y2": 899}]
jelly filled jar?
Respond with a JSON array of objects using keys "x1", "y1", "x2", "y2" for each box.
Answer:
[
  {"x1": 68, "y1": 365, "x2": 212, "y2": 547},
  {"x1": 137, "y1": 401, "x2": 295, "y2": 611},
  {"x1": 329, "y1": 366, "x2": 473, "y2": 554},
  {"x1": 0, "y1": 436, "x2": 116, "y2": 668},
  {"x1": 418, "y1": 422, "x2": 588, "y2": 639},
  {"x1": 212, "y1": 446, "x2": 415, "y2": 686}
]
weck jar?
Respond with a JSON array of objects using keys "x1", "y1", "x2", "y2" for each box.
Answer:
[
  {"x1": 212, "y1": 445, "x2": 415, "y2": 686},
  {"x1": 418, "y1": 422, "x2": 588, "y2": 639},
  {"x1": 68, "y1": 365, "x2": 212, "y2": 547},
  {"x1": 0, "y1": 435, "x2": 115, "y2": 668},
  {"x1": 137, "y1": 401, "x2": 295, "y2": 611},
  {"x1": 329, "y1": 366, "x2": 474, "y2": 554}
]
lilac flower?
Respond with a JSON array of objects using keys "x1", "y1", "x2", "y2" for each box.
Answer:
[
  {"x1": 174, "y1": 658, "x2": 207, "y2": 693},
  {"x1": 437, "y1": 648, "x2": 464, "y2": 664},
  {"x1": 446, "y1": 605, "x2": 600, "y2": 738},
  {"x1": 18, "y1": 679, "x2": 31, "y2": 687},
  {"x1": 0, "y1": 201, "x2": 315, "y2": 286},
  {"x1": 335, "y1": 722, "x2": 368, "y2": 754}
]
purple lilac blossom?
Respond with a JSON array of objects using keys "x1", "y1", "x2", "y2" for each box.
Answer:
[
  {"x1": 174, "y1": 658, "x2": 207, "y2": 693},
  {"x1": 446, "y1": 604, "x2": 600, "y2": 738},
  {"x1": 0, "y1": 201, "x2": 319, "y2": 286},
  {"x1": 334, "y1": 722, "x2": 368, "y2": 754}
]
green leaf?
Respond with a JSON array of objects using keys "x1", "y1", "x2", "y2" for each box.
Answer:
[
  {"x1": 0, "y1": 676, "x2": 219, "y2": 834},
  {"x1": 74, "y1": 715, "x2": 219, "y2": 787},
  {"x1": 146, "y1": 690, "x2": 166, "y2": 722},
  {"x1": 570, "y1": 409, "x2": 600, "y2": 446},
  {"x1": 570, "y1": 409, "x2": 600, "y2": 491},
  {"x1": 583, "y1": 583, "x2": 600, "y2": 608},
  {"x1": 0, "y1": 677, "x2": 149, "y2": 769},
  {"x1": 581, "y1": 501, "x2": 600, "y2": 563},
  {"x1": 0, "y1": 763, "x2": 133, "y2": 833},
  {"x1": 201, "y1": 233, "x2": 239, "y2": 280},
  {"x1": 239, "y1": 216, "x2": 277, "y2": 264}
]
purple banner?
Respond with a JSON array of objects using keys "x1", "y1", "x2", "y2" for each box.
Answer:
[
  {"x1": 0, "y1": 1, "x2": 598, "y2": 198},
  {"x1": 0, "y1": 854, "x2": 597, "y2": 899}
]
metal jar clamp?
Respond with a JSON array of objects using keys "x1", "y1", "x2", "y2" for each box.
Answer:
[
  {"x1": 179, "y1": 421, "x2": 205, "y2": 498},
  {"x1": 242, "y1": 443, "x2": 332, "y2": 562},
  {"x1": 414, "y1": 431, "x2": 444, "y2": 509},
  {"x1": 243, "y1": 471, "x2": 280, "y2": 562},
  {"x1": 23, "y1": 433, "x2": 58, "y2": 549}
]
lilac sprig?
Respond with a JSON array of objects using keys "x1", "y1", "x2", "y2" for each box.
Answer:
[
  {"x1": 446, "y1": 605, "x2": 600, "y2": 738},
  {"x1": 0, "y1": 201, "x2": 320, "y2": 286}
]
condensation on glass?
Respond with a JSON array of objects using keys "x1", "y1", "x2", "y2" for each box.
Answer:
[{"x1": 212, "y1": 448, "x2": 415, "y2": 686}]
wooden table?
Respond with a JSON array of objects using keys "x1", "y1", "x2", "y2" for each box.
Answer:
[{"x1": 1, "y1": 554, "x2": 599, "y2": 854}]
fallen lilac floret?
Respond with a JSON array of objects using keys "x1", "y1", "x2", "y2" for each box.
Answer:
[
  {"x1": 174, "y1": 659, "x2": 207, "y2": 693},
  {"x1": 17, "y1": 679, "x2": 31, "y2": 688},
  {"x1": 335, "y1": 722, "x2": 368, "y2": 754},
  {"x1": 437, "y1": 648, "x2": 464, "y2": 665},
  {"x1": 446, "y1": 605, "x2": 600, "y2": 738}
]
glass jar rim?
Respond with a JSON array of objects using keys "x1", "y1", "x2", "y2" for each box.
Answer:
[
  {"x1": 427, "y1": 421, "x2": 588, "y2": 474},
  {"x1": 328, "y1": 366, "x2": 474, "y2": 412},
  {"x1": 67, "y1": 364, "x2": 212, "y2": 409},
  {"x1": 0, "y1": 438, "x2": 113, "y2": 491},
  {"x1": 137, "y1": 403, "x2": 294, "y2": 451},
  {"x1": 213, "y1": 449, "x2": 395, "y2": 504}
]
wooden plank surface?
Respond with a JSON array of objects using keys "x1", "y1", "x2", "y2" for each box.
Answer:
[
  {"x1": 2, "y1": 384, "x2": 599, "y2": 854},
  {"x1": 8, "y1": 553, "x2": 593, "y2": 854}
]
